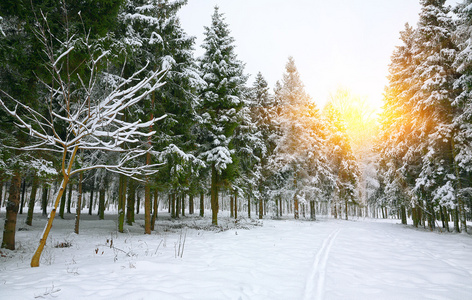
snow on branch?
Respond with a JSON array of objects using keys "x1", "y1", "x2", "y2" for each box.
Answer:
[{"x1": 0, "y1": 17, "x2": 167, "y2": 179}]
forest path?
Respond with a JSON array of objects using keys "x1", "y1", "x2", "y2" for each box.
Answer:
[
  {"x1": 2, "y1": 214, "x2": 472, "y2": 300},
  {"x1": 303, "y1": 228, "x2": 341, "y2": 300}
]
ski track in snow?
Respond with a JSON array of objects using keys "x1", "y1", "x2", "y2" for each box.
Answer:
[{"x1": 303, "y1": 228, "x2": 341, "y2": 300}]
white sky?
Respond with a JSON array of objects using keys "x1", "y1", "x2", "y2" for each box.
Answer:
[{"x1": 178, "y1": 0, "x2": 458, "y2": 108}]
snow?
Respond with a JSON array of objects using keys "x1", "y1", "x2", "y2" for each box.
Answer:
[{"x1": 1, "y1": 212, "x2": 472, "y2": 300}]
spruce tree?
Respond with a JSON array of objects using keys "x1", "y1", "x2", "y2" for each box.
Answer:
[
  {"x1": 198, "y1": 6, "x2": 246, "y2": 225},
  {"x1": 411, "y1": 0, "x2": 459, "y2": 230}
]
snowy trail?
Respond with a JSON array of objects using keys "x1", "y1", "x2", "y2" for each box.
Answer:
[
  {"x1": 303, "y1": 228, "x2": 341, "y2": 300},
  {"x1": 2, "y1": 215, "x2": 472, "y2": 300}
]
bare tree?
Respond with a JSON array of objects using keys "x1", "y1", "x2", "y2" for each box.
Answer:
[{"x1": 0, "y1": 11, "x2": 166, "y2": 267}]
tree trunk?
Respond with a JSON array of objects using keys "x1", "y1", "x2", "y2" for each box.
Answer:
[
  {"x1": 454, "y1": 207, "x2": 460, "y2": 233},
  {"x1": 41, "y1": 185, "x2": 48, "y2": 216},
  {"x1": 181, "y1": 195, "x2": 185, "y2": 217},
  {"x1": 74, "y1": 173, "x2": 83, "y2": 234},
  {"x1": 279, "y1": 196, "x2": 282, "y2": 217},
  {"x1": 31, "y1": 176, "x2": 70, "y2": 267},
  {"x1": 98, "y1": 188, "x2": 105, "y2": 220},
  {"x1": 66, "y1": 183, "x2": 73, "y2": 214},
  {"x1": 199, "y1": 192, "x2": 204, "y2": 217},
  {"x1": 189, "y1": 194, "x2": 194, "y2": 215},
  {"x1": 126, "y1": 180, "x2": 136, "y2": 225},
  {"x1": 59, "y1": 187, "x2": 66, "y2": 219},
  {"x1": 175, "y1": 193, "x2": 180, "y2": 218},
  {"x1": 26, "y1": 176, "x2": 39, "y2": 226},
  {"x1": 293, "y1": 192, "x2": 299, "y2": 220},
  {"x1": 310, "y1": 200, "x2": 316, "y2": 220},
  {"x1": 234, "y1": 193, "x2": 238, "y2": 219},
  {"x1": 401, "y1": 204, "x2": 407, "y2": 225},
  {"x1": 88, "y1": 188, "x2": 94, "y2": 216},
  {"x1": 458, "y1": 196, "x2": 467, "y2": 233},
  {"x1": 345, "y1": 199, "x2": 348, "y2": 220},
  {"x1": 144, "y1": 182, "x2": 151, "y2": 234},
  {"x1": 1, "y1": 173, "x2": 21, "y2": 250},
  {"x1": 230, "y1": 195, "x2": 234, "y2": 218},
  {"x1": 19, "y1": 178, "x2": 26, "y2": 214},
  {"x1": 443, "y1": 206, "x2": 449, "y2": 232},
  {"x1": 171, "y1": 193, "x2": 175, "y2": 218},
  {"x1": 118, "y1": 174, "x2": 127, "y2": 233},
  {"x1": 247, "y1": 195, "x2": 251, "y2": 218},
  {"x1": 259, "y1": 198, "x2": 263, "y2": 220},
  {"x1": 151, "y1": 189, "x2": 158, "y2": 231},
  {"x1": 211, "y1": 164, "x2": 219, "y2": 225},
  {"x1": 0, "y1": 180, "x2": 3, "y2": 212}
]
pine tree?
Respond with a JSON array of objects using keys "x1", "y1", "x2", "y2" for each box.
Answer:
[
  {"x1": 198, "y1": 6, "x2": 246, "y2": 225},
  {"x1": 275, "y1": 57, "x2": 331, "y2": 219},
  {"x1": 377, "y1": 24, "x2": 418, "y2": 223},
  {"x1": 452, "y1": 0, "x2": 472, "y2": 231},
  {"x1": 324, "y1": 104, "x2": 359, "y2": 220},
  {"x1": 411, "y1": 0, "x2": 459, "y2": 230}
]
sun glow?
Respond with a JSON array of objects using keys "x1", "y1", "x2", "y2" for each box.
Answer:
[{"x1": 323, "y1": 87, "x2": 380, "y2": 156}]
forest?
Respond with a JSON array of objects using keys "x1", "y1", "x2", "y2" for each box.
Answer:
[{"x1": 0, "y1": 0, "x2": 471, "y2": 270}]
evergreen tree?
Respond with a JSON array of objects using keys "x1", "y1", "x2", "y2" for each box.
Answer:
[
  {"x1": 198, "y1": 6, "x2": 246, "y2": 225},
  {"x1": 411, "y1": 0, "x2": 459, "y2": 230},
  {"x1": 452, "y1": 0, "x2": 472, "y2": 231},
  {"x1": 275, "y1": 57, "x2": 331, "y2": 219}
]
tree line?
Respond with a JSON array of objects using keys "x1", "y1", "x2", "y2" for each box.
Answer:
[
  {"x1": 0, "y1": 0, "x2": 361, "y2": 266},
  {"x1": 375, "y1": 0, "x2": 472, "y2": 233}
]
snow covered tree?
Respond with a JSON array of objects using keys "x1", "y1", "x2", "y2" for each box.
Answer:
[
  {"x1": 198, "y1": 6, "x2": 246, "y2": 225},
  {"x1": 377, "y1": 24, "x2": 418, "y2": 222},
  {"x1": 0, "y1": 10, "x2": 166, "y2": 266},
  {"x1": 410, "y1": 0, "x2": 459, "y2": 230},
  {"x1": 324, "y1": 103, "x2": 359, "y2": 220},
  {"x1": 452, "y1": 0, "x2": 472, "y2": 232},
  {"x1": 117, "y1": 0, "x2": 203, "y2": 226},
  {"x1": 275, "y1": 57, "x2": 331, "y2": 219}
]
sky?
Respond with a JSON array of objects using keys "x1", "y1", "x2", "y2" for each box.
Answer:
[{"x1": 178, "y1": 0, "x2": 459, "y2": 108}]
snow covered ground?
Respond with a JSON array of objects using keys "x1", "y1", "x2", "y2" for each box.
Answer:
[{"x1": 1, "y1": 212, "x2": 472, "y2": 300}]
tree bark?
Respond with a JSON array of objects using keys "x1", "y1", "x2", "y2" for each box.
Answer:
[
  {"x1": 181, "y1": 194, "x2": 185, "y2": 217},
  {"x1": 66, "y1": 183, "x2": 73, "y2": 214},
  {"x1": 0, "y1": 180, "x2": 3, "y2": 212},
  {"x1": 401, "y1": 204, "x2": 407, "y2": 225},
  {"x1": 443, "y1": 206, "x2": 449, "y2": 232},
  {"x1": 151, "y1": 189, "x2": 158, "y2": 231},
  {"x1": 171, "y1": 193, "x2": 176, "y2": 218},
  {"x1": 144, "y1": 182, "x2": 151, "y2": 234},
  {"x1": 19, "y1": 178, "x2": 26, "y2": 214},
  {"x1": 189, "y1": 194, "x2": 194, "y2": 215},
  {"x1": 230, "y1": 195, "x2": 234, "y2": 218},
  {"x1": 199, "y1": 192, "x2": 204, "y2": 217},
  {"x1": 118, "y1": 174, "x2": 127, "y2": 233},
  {"x1": 234, "y1": 193, "x2": 238, "y2": 219},
  {"x1": 126, "y1": 179, "x2": 136, "y2": 225},
  {"x1": 74, "y1": 173, "x2": 83, "y2": 234},
  {"x1": 175, "y1": 193, "x2": 180, "y2": 218},
  {"x1": 1, "y1": 173, "x2": 21, "y2": 250},
  {"x1": 98, "y1": 188, "x2": 105, "y2": 220},
  {"x1": 211, "y1": 164, "x2": 219, "y2": 225},
  {"x1": 247, "y1": 195, "x2": 251, "y2": 218},
  {"x1": 59, "y1": 187, "x2": 66, "y2": 219},
  {"x1": 345, "y1": 199, "x2": 348, "y2": 220},
  {"x1": 293, "y1": 192, "x2": 299, "y2": 220},
  {"x1": 454, "y1": 207, "x2": 460, "y2": 233},
  {"x1": 259, "y1": 198, "x2": 263, "y2": 220},
  {"x1": 310, "y1": 200, "x2": 316, "y2": 220},
  {"x1": 26, "y1": 176, "x2": 39, "y2": 226},
  {"x1": 31, "y1": 176, "x2": 69, "y2": 267},
  {"x1": 41, "y1": 185, "x2": 48, "y2": 216},
  {"x1": 88, "y1": 188, "x2": 94, "y2": 216}
]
